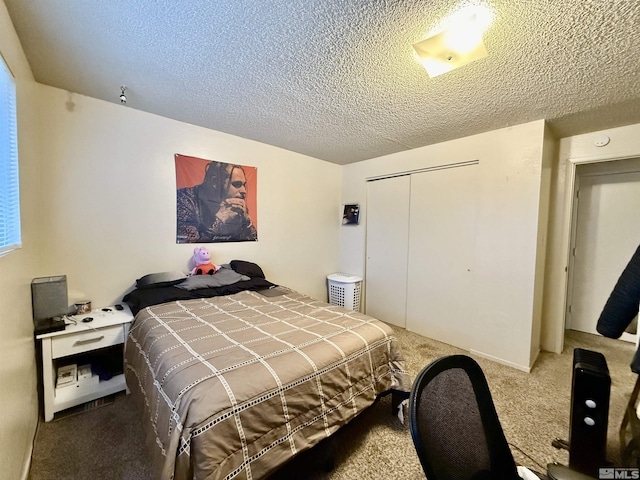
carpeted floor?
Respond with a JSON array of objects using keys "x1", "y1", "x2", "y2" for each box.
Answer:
[{"x1": 28, "y1": 328, "x2": 638, "y2": 479}]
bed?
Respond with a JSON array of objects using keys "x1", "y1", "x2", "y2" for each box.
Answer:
[{"x1": 123, "y1": 261, "x2": 411, "y2": 480}]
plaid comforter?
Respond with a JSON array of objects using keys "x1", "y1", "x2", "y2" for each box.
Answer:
[{"x1": 124, "y1": 288, "x2": 410, "y2": 480}]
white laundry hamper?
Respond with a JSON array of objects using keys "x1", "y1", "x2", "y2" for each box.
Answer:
[{"x1": 327, "y1": 273, "x2": 363, "y2": 311}]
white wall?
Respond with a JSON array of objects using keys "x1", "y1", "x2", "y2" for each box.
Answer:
[
  {"x1": 339, "y1": 120, "x2": 549, "y2": 371},
  {"x1": 35, "y1": 85, "x2": 342, "y2": 308},
  {"x1": 0, "y1": 2, "x2": 41, "y2": 479},
  {"x1": 0, "y1": 11, "x2": 341, "y2": 477},
  {"x1": 542, "y1": 123, "x2": 640, "y2": 353},
  {"x1": 529, "y1": 124, "x2": 556, "y2": 364}
]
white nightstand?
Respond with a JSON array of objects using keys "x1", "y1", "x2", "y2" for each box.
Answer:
[{"x1": 36, "y1": 304, "x2": 134, "y2": 421}]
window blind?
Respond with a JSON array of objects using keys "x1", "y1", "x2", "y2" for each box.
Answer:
[{"x1": 0, "y1": 54, "x2": 20, "y2": 255}]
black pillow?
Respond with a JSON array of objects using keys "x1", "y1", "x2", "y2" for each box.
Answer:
[
  {"x1": 136, "y1": 271, "x2": 187, "y2": 289},
  {"x1": 230, "y1": 260, "x2": 265, "y2": 278},
  {"x1": 122, "y1": 286, "x2": 196, "y2": 315},
  {"x1": 122, "y1": 278, "x2": 278, "y2": 316}
]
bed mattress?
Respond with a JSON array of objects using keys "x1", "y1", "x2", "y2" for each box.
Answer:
[{"x1": 124, "y1": 287, "x2": 410, "y2": 480}]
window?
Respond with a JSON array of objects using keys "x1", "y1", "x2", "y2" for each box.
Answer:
[{"x1": 0, "y1": 54, "x2": 20, "y2": 256}]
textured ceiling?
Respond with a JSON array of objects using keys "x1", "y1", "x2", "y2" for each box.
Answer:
[{"x1": 4, "y1": 0, "x2": 640, "y2": 165}]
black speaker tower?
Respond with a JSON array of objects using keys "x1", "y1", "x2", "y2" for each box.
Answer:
[{"x1": 568, "y1": 348, "x2": 611, "y2": 476}]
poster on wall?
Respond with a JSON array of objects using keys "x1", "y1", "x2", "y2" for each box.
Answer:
[
  {"x1": 175, "y1": 154, "x2": 258, "y2": 243},
  {"x1": 342, "y1": 204, "x2": 360, "y2": 225}
]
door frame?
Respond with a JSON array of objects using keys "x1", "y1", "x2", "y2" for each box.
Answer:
[{"x1": 559, "y1": 154, "x2": 640, "y2": 352}]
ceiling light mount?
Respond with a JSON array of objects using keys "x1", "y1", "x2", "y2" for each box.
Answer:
[
  {"x1": 413, "y1": 6, "x2": 493, "y2": 78},
  {"x1": 119, "y1": 85, "x2": 127, "y2": 104}
]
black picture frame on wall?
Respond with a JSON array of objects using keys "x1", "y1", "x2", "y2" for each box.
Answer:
[{"x1": 342, "y1": 204, "x2": 360, "y2": 225}]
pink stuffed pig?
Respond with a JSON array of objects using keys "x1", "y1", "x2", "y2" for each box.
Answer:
[{"x1": 190, "y1": 247, "x2": 220, "y2": 275}]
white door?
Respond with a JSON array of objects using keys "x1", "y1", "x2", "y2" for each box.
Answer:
[
  {"x1": 406, "y1": 165, "x2": 478, "y2": 348},
  {"x1": 568, "y1": 165, "x2": 640, "y2": 342},
  {"x1": 365, "y1": 175, "x2": 410, "y2": 327}
]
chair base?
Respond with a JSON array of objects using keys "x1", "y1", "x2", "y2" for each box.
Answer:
[
  {"x1": 620, "y1": 375, "x2": 640, "y2": 466},
  {"x1": 546, "y1": 463, "x2": 596, "y2": 480}
]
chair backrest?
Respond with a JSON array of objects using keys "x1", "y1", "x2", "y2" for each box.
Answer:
[{"x1": 409, "y1": 354, "x2": 521, "y2": 480}]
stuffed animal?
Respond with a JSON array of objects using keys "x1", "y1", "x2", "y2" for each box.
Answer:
[{"x1": 190, "y1": 247, "x2": 220, "y2": 275}]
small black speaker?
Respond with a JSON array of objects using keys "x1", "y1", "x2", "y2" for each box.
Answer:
[
  {"x1": 569, "y1": 348, "x2": 610, "y2": 476},
  {"x1": 31, "y1": 275, "x2": 68, "y2": 322}
]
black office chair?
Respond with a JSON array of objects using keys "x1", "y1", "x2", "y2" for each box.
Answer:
[
  {"x1": 409, "y1": 354, "x2": 522, "y2": 480},
  {"x1": 620, "y1": 351, "x2": 640, "y2": 467}
]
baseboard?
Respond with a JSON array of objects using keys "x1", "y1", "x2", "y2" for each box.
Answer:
[
  {"x1": 469, "y1": 348, "x2": 533, "y2": 373},
  {"x1": 530, "y1": 347, "x2": 541, "y2": 369},
  {"x1": 21, "y1": 439, "x2": 33, "y2": 480},
  {"x1": 21, "y1": 394, "x2": 40, "y2": 480},
  {"x1": 21, "y1": 418, "x2": 37, "y2": 480}
]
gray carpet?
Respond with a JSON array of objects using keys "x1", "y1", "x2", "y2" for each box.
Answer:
[{"x1": 28, "y1": 328, "x2": 638, "y2": 479}]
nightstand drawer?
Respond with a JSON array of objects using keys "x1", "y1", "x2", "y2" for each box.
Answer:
[{"x1": 52, "y1": 326, "x2": 124, "y2": 358}]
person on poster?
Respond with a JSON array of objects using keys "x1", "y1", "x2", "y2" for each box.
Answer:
[
  {"x1": 342, "y1": 204, "x2": 359, "y2": 225},
  {"x1": 177, "y1": 161, "x2": 257, "y2": 242}
]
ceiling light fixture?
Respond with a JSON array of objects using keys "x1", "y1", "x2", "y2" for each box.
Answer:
[
  {"x1": 413, "y1": 6, "x2": 492, "y2": 78},
  {"x1": 119, "y1": 85, "x2": 127, "y2": 104}
]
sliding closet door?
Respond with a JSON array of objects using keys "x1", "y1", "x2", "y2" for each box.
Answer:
[
  {"x1": 406, "y1": 164, "x2": 477, "y2": 348},
  {"x1": 365, "y1": 175, "x2": 410, "y2": 327}
]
